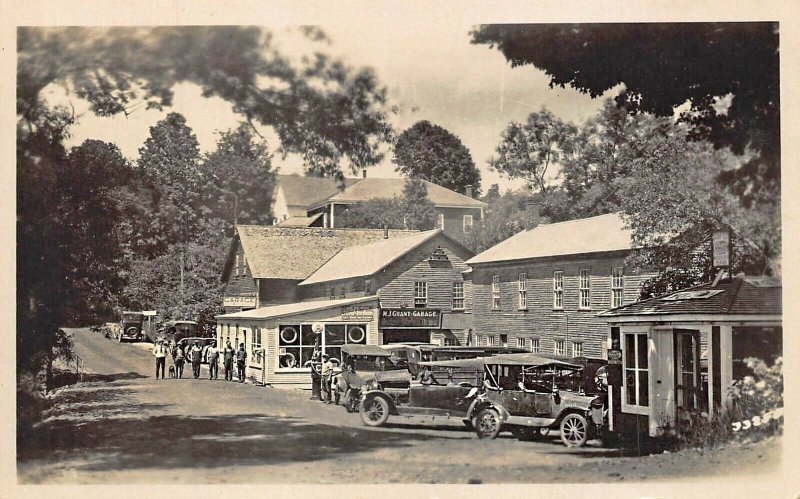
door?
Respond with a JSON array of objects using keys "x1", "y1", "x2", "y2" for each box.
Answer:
[{"x1": 674, "y1": 329, "x2": 700, "y2": 417}]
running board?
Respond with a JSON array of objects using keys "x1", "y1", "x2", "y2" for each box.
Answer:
[{"x1": 505, "y1": 415, "x2": 557, "y2": 427}]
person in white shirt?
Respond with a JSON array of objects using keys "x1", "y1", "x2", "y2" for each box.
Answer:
[
  {"x1": 321, "y1": 354, "x2": 335, "y2": 404},
  {"x1": 152, "y1": 339, "x2": 168, "y2": 379}
]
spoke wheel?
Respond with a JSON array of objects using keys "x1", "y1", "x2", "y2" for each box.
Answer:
[
  {"x1": 475, "y1": 408, "x2": 501, "y2": 439},
  {"x1": 560, "y1": 413, "x2": 588, "y2": 447},
  {"x1": 360, "y1": 396, "x2": 390, "y2": 427}
]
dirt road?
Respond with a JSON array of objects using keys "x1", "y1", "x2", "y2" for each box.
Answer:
[{"x1": 17, "y1": 329, "x2": 782, "y2": 485}]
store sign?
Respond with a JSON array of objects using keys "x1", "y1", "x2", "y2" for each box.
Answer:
[
  {"x1": 607, "y1": 349, "x2": 622, "y2": 365},
  {"x1": 342, "y1": 305, "x2": 373, "y2": 321},
  {"x1": 712, "y1": 230, "x2": 731, "y2": 267},
  {"x1": 379, "y1": 308, "x2": 441, "y2": 329},
  {"x1": 223, "y1": 294, "x2": 257, "y2": 308}
]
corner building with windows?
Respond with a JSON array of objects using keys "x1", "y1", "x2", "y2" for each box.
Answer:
[
  {"x1": 465, "y1": 212, "x2": 654, "y2": 359},
  {"x1": 216, "y1": 228, "x2": 474, "y2": 387}
]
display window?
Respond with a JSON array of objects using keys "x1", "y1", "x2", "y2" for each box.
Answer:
[{"x1": 278, "y1": 322, "x2": 368, "y2": 370}]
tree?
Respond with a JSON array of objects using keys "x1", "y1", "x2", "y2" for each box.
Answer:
[
  {"x1": 18, "y1": 26, "x2": 395, "y2": 178},
  {"x1": 489, "y1": 109, "x2": 578, "y2": 192},
  {"x1": 402, "y1": 179, "x2": 437, "y2": 230},
  {"x1": 471, "y1": 23, "x2": 779, "y2": 206},
  {"x1": 203, "y1": 123, "x2": 276, "y2": 230},
  {"x1": 393, "y1": 121, "x2": 482, "y2": 195}
]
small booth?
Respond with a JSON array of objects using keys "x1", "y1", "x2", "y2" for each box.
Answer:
[{"x1": 598, "y1": 276, "x2": 781, "y2": 441}]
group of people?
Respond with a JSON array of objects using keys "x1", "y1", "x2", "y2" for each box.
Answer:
[{"x1": 152, "y1": 339, "x2": 248, "y2": 382}]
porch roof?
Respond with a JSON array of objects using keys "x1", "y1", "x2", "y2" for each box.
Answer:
[{"x1": 216, "y1": 295, "x2": 378, "y2": 321}]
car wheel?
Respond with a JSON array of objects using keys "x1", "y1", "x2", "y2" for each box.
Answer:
[
  {"x1": 346, "y1": 395, "x2": 359, "y2": 414},
  {"x1": 474, "y1": 408, "x2": 502, "y2": 439},
  {"x1": 334, "y1": 390, "x2": 341, "y2": 406},
  {"x1": 560, "y1": 413, "x2": 589, "y2": 447},
  {"x1": 360, "y1": 396, "x2": 390, "y2": 427}
]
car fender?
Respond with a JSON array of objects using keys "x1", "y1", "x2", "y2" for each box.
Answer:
[
  {"x1": 467, "y1": 400, "x2": 510, "y2": 423},
  {"x1": 361, "y1": 390, "x2": 398, "y2": 415}
]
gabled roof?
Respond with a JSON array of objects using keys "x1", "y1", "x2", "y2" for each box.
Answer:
[
  {"x1": 275, "y1": 174, "x2": 358, "y2": 209},
  {"x1": 300, "y1": 229, "x2": 466, "y2": 286},
  {"x1": 222, "y1": 225, "x2": 417, "y2": 282},
  {"x1": 466, "y1": 213, "x2": 635, "y2": 265},
  {"x1": 598, "y1": 276, "x2": 782, "y2": 318},
  {"x1": 275, "y1": 213, "x2": 324, "y2": 227},
  {"x1": 216, "y1": 295, "x2": 378, "y2": 320},
  {"x1": 311, "y1": 177, "x2": 486, "y2": 210}
]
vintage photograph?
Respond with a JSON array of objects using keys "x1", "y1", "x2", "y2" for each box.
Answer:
[{"x1": 14, "y1": 17, "x2": 784, "y2": 489}]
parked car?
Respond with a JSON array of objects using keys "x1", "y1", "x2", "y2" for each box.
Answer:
[
  {"x1": 471, "y1": 353, "x2": 606, "y2": 447},
  {"x1": 358, "y1": 356, "x2": 486, "y2": 429},
  {"x1": 379, "y1": 343, "x2": 434, "y2": 378},
  {"x1": 334, "y1": 344, "x2": 411, "y2": 413},
  {"x1": 163, "y1": 320, "x2": 200, "y2": 344},
  {"x1": 381, "y1": 344, "x2": 526, "y2": 379}
]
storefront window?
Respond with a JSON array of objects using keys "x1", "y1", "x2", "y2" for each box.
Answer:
[
  {"x1": 624, "y1": 332, "x2": 649, "y2": 407},
  {"x1": 252, "y1": 326, "x2": 263, "y2": 365},
  {"x1": 278, "y1": 323, "x2": 367, "y2": 369}
]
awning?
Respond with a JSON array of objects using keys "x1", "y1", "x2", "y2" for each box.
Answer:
[{"x1": 216, "y1": 296, "x2": 378, "y2": 321}]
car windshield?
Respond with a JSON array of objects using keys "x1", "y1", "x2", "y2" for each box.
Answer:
[
  {"x1": 521, "y1": 365, "x2": 584, "y2": 392},
  {"x1": 349, "y1": 355, "x2": 397, "y2": 371}
]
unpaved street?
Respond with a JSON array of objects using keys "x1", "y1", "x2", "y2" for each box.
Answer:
[{"x1": 18, "y1": 329, "x2": 781, "y2": 484}]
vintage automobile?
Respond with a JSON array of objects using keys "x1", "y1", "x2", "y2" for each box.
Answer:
[
  {"x1": 379, "y1": 343, "x2": 434, "y2": 378},
  {"x1": 334, "y1": 344, "x2": 411, "y2": 413},
  {"x1": 381, "y1": 344, "x2": 526, "y2": 378},
  {"x1": 471, "y1": 353, "x2": 606, "y2": 447},
  {"x1": 359, "y1": 356, "x2": 486, "y2": 429},
  {"x1": 164, "y1": 320, "x2": 200, "y2": 344},
  {"x1": 119, "y1": 311, "x2": 146, "y2": 342}
]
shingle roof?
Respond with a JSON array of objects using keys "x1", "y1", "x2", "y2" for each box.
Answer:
[
  {"x1": 598, "y1": 276, "x2": 782, "y2": 318},
  {"x1": 276, "y1": 174, "x2": 358, "y2": 209},
  {"x1": 216, "y1": 295, "x2": 378, "y2": 320},
  {"x1": 313, "y1": 177, "x2": 486, "y2": 209},
  {"x1": 300, "y1": 230, "x2": 444, "y2": 286},
  {"x1": 466, "y1": 213, "x2": 635, "y2": 265},
  {"x1": 274, "y1": 213, "x2": 323, "y2": 227},
  {"x1": 232, "y1": 225, "x2": 417, "y2": 281}
]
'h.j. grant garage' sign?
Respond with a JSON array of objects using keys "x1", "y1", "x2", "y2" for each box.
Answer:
[{"x1": 379, "y1": 308, "x2": 441, "y2": 329}]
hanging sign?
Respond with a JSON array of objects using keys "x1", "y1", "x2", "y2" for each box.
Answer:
[
  {"x1": 712, "y1": 230, "x2": 731, "y2": 267},
  {"x1": 607, "y1": 349, "x2": 622, "y2": 364}
]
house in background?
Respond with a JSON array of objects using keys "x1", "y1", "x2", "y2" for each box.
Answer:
[
  {"x1": 465, "y1": 208, "x2": 655, "y2": 358},
  {"x1": 272, "y1": 174, "x2": 486, "y2": 238}
]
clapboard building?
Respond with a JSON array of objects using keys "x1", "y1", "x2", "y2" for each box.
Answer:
[{"x1": 466, "y1": 210, "x2": 655, "y2": 359}]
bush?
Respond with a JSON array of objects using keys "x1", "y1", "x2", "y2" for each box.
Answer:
[{"x1": 671, "y1": 356, "x2": 783, "y2": 449}]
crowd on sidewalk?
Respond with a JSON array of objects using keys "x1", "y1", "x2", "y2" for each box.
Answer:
[{"x1": 152, "y1": 338, "x2": 248, "y2": 382}]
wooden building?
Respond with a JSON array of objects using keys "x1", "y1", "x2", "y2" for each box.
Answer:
[
  {"x1": 598, "y1": 275, "x2": 782, "y2": 439},
  {"x1": 465, "y1": 211, "x2": 654, "y2": 358}
]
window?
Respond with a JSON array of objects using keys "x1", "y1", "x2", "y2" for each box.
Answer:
[
  {"x1": 252, "y1": 326, "x2": 263, "y2": 364},
  {"x1": 488, "y1": 335, "x2": 496, "y2": 346},
  {"x1": 234, "y1": 254, "x2": 240, "y2": 277},
  {"x1": 278, "y1": 323, "x2": 368, "y2": 370},
  {"x1": 572, "y1": 341, "x2": 583, "y2": 358},
  {"x1": 339, "y1": 286, "x2": 346, "y2": 299},
  {"x1": 436, "y1": 213, "x2": 445, "y2": 230},
  {"x1": 579, "y1": 269, "x2": 591, "y2": 309},
  {"x1": 242, "y1": 254, "x2": 247, "y2": 276},
  {"x1": 611, "y1": 267, "x2": 624, "y2": 308},
  {"x1": 553, "y1": 271, "x2": 563, "y2": 309},
  {"x1": 492, "y1": 275, "x2": 501, "y2": 309},
  {"x1": 414, "y1": 281, "x2": 427, "y2": 308},
  {"x1": 516, "y1": 337, "x2": 526, "y2": 349},
  {"x1": 499, "y1": 334, "x2": 508, "y2": 347},
  {"x1": 463, "y1": 214, "x2": 473, "y2": 232},
  {"x1": 364, "y1": 279, "x2": 372, "y2": 295},
  {"x1": 554, "y1": 339, "x2": 566, "y2": 356},
  {"x1": 518, "y1": 273, "x2": 527, "y2": 309},
  {"x1": 452, "y1": 282, "x2": 465, "y2": 310},
  {"x1": 530, "y1": 338, "x2": 540, "y2": 353},
  {"x1": 329, "y1": 287, "x2": 335, "y2": 300},
  {"x1": 624, "y1": 332, "x2": 649, "y2": 407}
]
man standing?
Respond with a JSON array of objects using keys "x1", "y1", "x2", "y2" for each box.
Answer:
[
  {"x1": 321, "y1": 354, "x2": 335, "y2": 404},
  {"x1": 223, "y1": 341, "x2": 236, "y2": 381},
  {"x1": 236, "y1": 343, "x2": 247, "y2": 383},
  {"x1": 207, "y1": 341, "x2": 220, "y2": 380},
  {"x1": 153, "y1": 340, "x2": 168, "y2": 379},
  {"x1": 190, "y1": 341, "x2": 203, "y2": 379}
]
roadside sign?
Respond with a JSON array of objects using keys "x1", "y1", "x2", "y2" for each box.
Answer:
[{"x1": 608, "y1": 349, "x2": 622, "y2": 364}]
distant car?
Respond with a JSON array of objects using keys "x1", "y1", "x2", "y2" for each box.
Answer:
[{"x1": 119, "y1": 312, "x2": 145, "y2": 342}]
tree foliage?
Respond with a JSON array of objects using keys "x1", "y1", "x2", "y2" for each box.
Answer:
[
  {"x1": 336, "y1": 178, "x2": 437, "y2": 231},
  {"x1": 393, "y1": 120, "x2": 482, "y2": 195},
  {"x1": 471, "y1": 23, "x2": 780, "y2": 205}
]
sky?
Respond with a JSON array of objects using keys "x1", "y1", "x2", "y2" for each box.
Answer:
[{"x1": 61, "y1": 22, "x2": 615, "y2": 193}]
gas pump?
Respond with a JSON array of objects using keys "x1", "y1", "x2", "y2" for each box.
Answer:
[{"x1": 308, "y1": 323, "x2": 324, "y2": 400}]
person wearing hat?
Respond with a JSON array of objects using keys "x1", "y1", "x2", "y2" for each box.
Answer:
[
  {"x1": 207, "y1": 340, "x2": 220, "y2": 380},
  {"x1": 321, "y1": 354, "x2": 335, "y2": 404},
  {"x1": 190, "y1": 340, "x2": 204, "y2": 379},
  {"x1": 152, "y1": 339, "x2": 168, "y2": 379},
  {"x1": 236, "y1": 343, "x2": 248, "y2": 383}
]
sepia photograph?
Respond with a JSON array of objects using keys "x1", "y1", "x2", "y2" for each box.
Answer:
[{"x1": 6, "y1": 3, "x2": 794, "y2": 496}]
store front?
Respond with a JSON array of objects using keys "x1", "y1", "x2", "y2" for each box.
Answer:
[
  {"x1": 216, "y1": 296, "x2": 379, "y2": 387},
  {"x1": 379, "y1": 308, "x2": 441, "y2": 344}
]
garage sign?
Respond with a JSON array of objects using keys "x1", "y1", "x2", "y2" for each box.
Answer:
[{"x1": 379, "y1": 308, "x2": 441, "y2": 329}]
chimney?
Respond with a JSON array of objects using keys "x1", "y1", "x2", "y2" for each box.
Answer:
[
  {"x1": 465, "y1": 185, "x2": 473, "y2": 198},
  {"x1": 383, "y1": 224, "x2": 389, "y2": 239},
  {"x1": 362, "y1": 168, "x2": 368, "y2": 179},
  {"x1": 525, "y1": 201, "x2": 540, "y2": 230}
]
